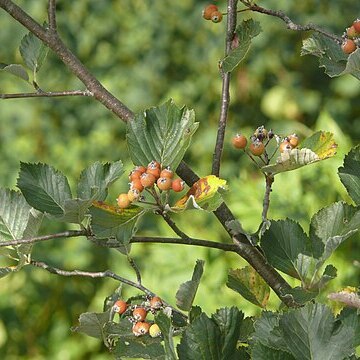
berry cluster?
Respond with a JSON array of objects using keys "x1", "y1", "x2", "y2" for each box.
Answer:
[
  {"x1": 231, "y1": 126, "x2": 300, "y2": 162},
  {"x1": 112, "y1": 296, "x2": 163, "y2": 337},
  {"x1": 117, "y1": 161, "x2": 185, "y2": 209},
  {"x1": 342, "y1": 19, "x2": 360, "y2": 54},
  {"x1": 202, "y1": 4, "x2": 223, "y2": 23}
]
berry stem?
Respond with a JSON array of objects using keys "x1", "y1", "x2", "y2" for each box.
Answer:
[{"x1": 261, "y1": 174, "x2": 274, "y2": 234}]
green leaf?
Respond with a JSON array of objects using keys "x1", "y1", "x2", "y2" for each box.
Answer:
[
  {"x1": 155, "y1": 312, "x2": 177, "y2": 360},
  {"x1": 72, "y1": 311, "x2": 111, "y2": 340},
  {"x1": 212, "y1": 307, "x2": 244, "y2": 360},
  {"x1": 285, "y1": 287, "x2": 318, "y2": 305},
  {"x1": 0, "y1": 267, "x2": 16, "y2": 278},
  {"x1": 55, "y1": 198, "x2": 93, "y2": 224},
  {"x1": 221, "y1": 19, "x2": 262, "y2": 73},
  {"x1": 0, "y1": 63, "x2": 29, "y2": 82},
  {"x1": 19, "y1": 31, "x2": 48, "y2": 73},
  {"x1": 176, "y1": 259, "x2": 204, "y2": 311},
  {"x1": 126, "y1": 99, "x2": 198, "y2": 170},
  {"x1": 337, "y1": 308, "x2": 360, "y2": 346},
  {"x1": 177, "y1": 313, "x2": 221, "y2": 360},
  {"x1": 89, "y1": 201, "x2": 143, "y2": 252},
  {"x1": 226, "y1": 267, "x2": 270, "y2": 308},
  {"x1": 279, "y1": 303, "x2": 355, "y2": 360},
  {"x1": 252, "y1": 343, "x2": 295, "y2": 360},
  {"x1": 77, "y1": 161, "x2": 124, "y2": 201},
  {"x1": 338, "y1": 146, "x2": 360, "y2": 205},
  {"x1": 260, "y1": 219, "x2": 308, "y2": 280},
  {"x1": 300, "y1": 131, "x2": 338, "y2": 159},
  {"x1": 189, "y1": 306, "x2": 203, "y2": 324},
  {"x1": 17, "y1": 162, "x2": 72, "y2": 216}
]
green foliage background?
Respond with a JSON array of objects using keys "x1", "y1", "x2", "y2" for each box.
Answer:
[{"x1": 0, "y1": 1, "x2": 359, "y2": 359}]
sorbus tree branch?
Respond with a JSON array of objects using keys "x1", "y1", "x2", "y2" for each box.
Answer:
[
  {"x1": 47, "y1": 0, "x2": 57, "y2": 31},
  {"x1": 0, "y1": 89, "x2": 92, "y2": 99}
]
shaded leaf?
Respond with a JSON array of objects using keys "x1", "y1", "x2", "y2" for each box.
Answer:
[
  {"x1": 17, "y1": 162, "x2": 72, "y2": 216},
  {"x1": 155, "y1": 312, "x2": 177, "y2": 360},
  {"x1": 189, "y1": 306, "x2": 203, "y2": 324},
  {"x1": 285, "y1": 287, "x2": 318, "y2": 305},
  {"x1": 53, "y1": 198, "x2": 93, "y2": 224},
  {"x1": 338, "y1": 146, "x2": 360, "y2": 205},
  {"x1": 226, "y1": 267, "x2": 270, "y2": 308},
  {"x1": 20, "y1": 31, "x2": 48, "y2": 73},
  {"x1": 337, "y1": 307, "x2": 360, "y2": 346},
  {"x1": 72, "y1": 311, "x2": 111, "y2": 340},
  {"x1": 252, "y1": 343, "x2": 295, "y2": 360},
  {"x1": 0, "y1": 63, "x2": 29, "y2": 82},
  {"x1": 127, "y1": 99, "x2": 198, "y2": 170},
  {"x1": 176, "y1": 259, "x2": 204, "y2": 311},
  {"x1": 177, "y1": 313, "x2": 221, "y2": 360}
]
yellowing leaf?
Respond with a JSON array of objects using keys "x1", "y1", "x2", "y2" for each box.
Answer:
[{"x1": 300, "y1": 131, "x2": 337, "y2": 159}]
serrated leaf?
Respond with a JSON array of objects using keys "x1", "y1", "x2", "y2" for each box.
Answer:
[
  {"x1": 338, "y1": 146, "x2": 360, "y2": 205},
  {"x1": 212, "y1": 307, "x2": 244, "y2": 360},
  {"x1": 51, "y1": 198, "x2": 93, "y2": 224},
  {"x1": 285, "y1": 287, "x2": 318, "y2": 305},
  {"x1": 72, "y1": 311, "x2": 111, "y2": 340},
  {"x1": 0, "y1": 64, "x2": 29, "y2": 82},
  {"x1": 337, "y1": 307, "x2": 360, "y2": 346},
  {"x1": 251, "y1": 343, "x2": 295, "y2": 360},
  {"x1": 189, "y1": 306, "x2": 202, "y2": 323},
  {"x1": 300, "y1": 131, "x2": 337, "y2": 159},
  {"x1": 127, "y1": 99, "x2": 198, "y2": 170},
  {"x1": 77, "y1": 161, "x2": 124, "y2": 201},
  {"x1": 176, "y1": 259, "x2": 204, "y2": 311},
  {"x1": 279, "y1": 303, "x2": 355, "y2": 360},
  {"x1": 221, "y1": 19, "x2": 262, "y2": 73},
  {"x1": 17, "y1": 162, "x2": 72, "y2": 216},
  {"x1": 89, "y1": 201, "x2": 143, "y2": 252},
  {"x1": 172, "y1": 175, "x2": 227, "y2": 212},
  {"x1": 260, "y1": 219, "x2": 308, "y2": 280},
  {"x1": 227, "y1": 267, "x2": 270, "y2": 308},
  {"x1": 177, "y1": 313, "x2": 221, "y2": 360},
  {"x1": 155, "y1": 312, "x2": 177, "y2": 360},
  {"x1": 19, "y1": 31, "x2": 48, "y2": 73},
  {"x1": 316, "y1": 264, "x2": 337, "y2": 289}
]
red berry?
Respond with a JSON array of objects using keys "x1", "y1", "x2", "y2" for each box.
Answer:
[
  {"x1": 117, "y1": 193, "x2": 131, "y2": 209},
  {"x1": 160, "y1": 167, "x2": 174, "y2": 179},
  {"x1": 172, "y1": 178, "x2": 185, "y2": 192},
  {"x1": 157, "y1": 177, "x2": 173, "y2": 191},
  {"x1": 202, "y1": 4, "x2": 218, "y2": 20},
  {"x1": 130, "y1": 178, "x2": 144, "y2": 192},
  {"x1": 211, "y1": 11, "x2": 223, "y2": 23},
  {"x1": 149, "y1": 323, "x2": 161, "y2": 338},
  {"x1": 249, "y1": 141, "x2": 265, "y2": 156},
  {"x1": 133, "y1": 307, "x2": 147, "y2": 321},
  {"x1": 232, "y1": 134, "x2": 247, "y2": 149},
  {"x1": 113, "y1": 300, "x2": 127, "y2": 314},
  {"x1": 140, "y1": 172, "x2": 156, "y2": 188},
  {"x1": 353, "y1": 19, "x2": 360, "y2": 34},
  {"x1": 127, "y1": 188, "x2": 140, "y2": 202},
  {"x1": 342, "y1": 39, "x2": 357, "y2": 54},
  {"x1": 132, "y1": 322, "x2": 150, "y2": 336},
  {"x1": 150, "y1": 296, "x2": 163, "y2": 310}
]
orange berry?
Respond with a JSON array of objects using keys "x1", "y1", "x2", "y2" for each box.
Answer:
[
  {"x1": 211, "y1": 11, "x2": 223, "y2": 23},
  {"x1": 157, "y1": 177, "x2": 173, "y2": 191},
  {"x1": 132, "y1": 322, "x2": 150, "y2": 336},
  {"x1": 134, "y1": 165, "x2": 146, "y2": 174},
  {"x1": 279, "y1": 141, "x2": 292, "y2": 153},
  {"x1": 232, "y1": 134, "x2": 247, "y2": 149},
  {"x1": 129, "y1": 170, "x2": 142, "y2": 181},
  {"x1": 347, "y1": 25, "x2": 357, "y2": 39},
  {"x1": 117, "y1": 193, "x2": 131, "y2": 209},
  {"x1": 133, "y1": 307, "x2": 147, "y2": 321},
  {"x1": 148, "y1": 160, "x2": 161, "y2": 169},
  {"x1": 172, "y1": 178, "x2": 185, "y2": 192},
  {"x1": 342, "y1": 39, "x2": 357, "y2": 54},
  {"x1": 352, "y1": 19, "x2": 360, "y2": 34},
  {"x1": 160, "y1": 167, "x2": 174, "y2": 179},
  {"x1": 146, "y1": 167, "x2": 161, "y2": 180},
  {"x1": 130, "y1": 178, "x2": 144, "y2": 192},
  {"x1": 140, "y1": 173, "x2": 156, "y2": 188},
  {"x1": 113, "y1": 300, "x2": 127, "y2": 314},
  {"x1": 249, "y1": 141, "x2": 265, "y2": 156},
  {"x1": 127, "y1": 188, "x2": 140, "y2": 202},
  {"x1": 149, "y1": 323, "x2": 161, "y2": 338},
  {"x1": 288, "y1": 134, "x2": 299, "y2": 148},
  {"x1": 202, "y1": 4, "x2": 218, "y2": 20},
  {"x1": 150, "y1": 296, "x2": 163, "y2": 310}
]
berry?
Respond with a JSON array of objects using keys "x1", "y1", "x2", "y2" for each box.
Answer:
[
  {"x1": 160, "y1": 167, "x2": 174, "y2": 179},
  {"x1": 347, "y1": 25, "x2": 357, "y2": 39},
  {"x1": 232, "y1": 134, "x2": 247, "y2": 149},
  {"x1": 133, "y1": 307, "x2": 147, "y2": 321},
  {"x1": 149, "y1": 323, "x2": 161, "y2": 338},
  {"x1": 288, "y1": 134, "x2": 299, "y2": 148},
  {"x1": 134, "y1": 165, "x2": 146, "y2": 174},
  {"x1": 129, "y1": 170, "x2": 142, "y2": 181},
  {"x1": 148, "y1": 160, "x2": 161, "y2": 169},
  {"x1": 279, "y1": 141, "x2": 292, "y2": 153},
  {"x1": 342, "y1": 39, "x2": 357, "y2": 54},
  {"x1": 132, "y1": 322, "x2": 150, "y2": 336},
  {"x1": 130, "y1": 178, "x2": 144, "y2": 192},
  {"x1": 172, "y1": 178, "x2": 185, "y2": 192},
  {"x1": 249, "y1": 141, "x2": 265, "y2": 156},
  {"x1": 202, "y1": 4, "x2": 218, "y2": 20},
  {"x1": 157, "y1": 177, "x2": 173, "y2": 191},
  {"x1": 211, "y1": 10, "x2": 223, "y2": 23},
  {"x1": 140, "y1": 172, "x2": 156, "y2": 188},
  {"x1": 150, "y1": 296, "x2": 163, "y2": 310},
  {"x1": 353, "y1": 19, "x2": 360, "y2": 34},
  {"x1": 113, "y1": 300, "x2": 127, "y2": 314},
  {"x1": 128, "y1": 188, "x2": 140, "y2": 202},
  {"x1": 117, "y1": 193, "x2": 131, "y2": 209},
  {"x1": 146, "y1": 166, "x2": 161, "y2": 179}
]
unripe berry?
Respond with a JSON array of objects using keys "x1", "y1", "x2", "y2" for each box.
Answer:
[
  {"x1": 211, "y1": 10, "x2": 223, "y2": 23},
  {"x1": 172, "y1": 178, "x2": 185, "y2": 192},
  {"x1": 149, "y1": 323, "x2": 161, "y2": 338},
  {"x1": 249, "y1": 141, "x2": 265, "y2": 156},
  {"x1": 132, "y1": 322, "x2": 150, "y2": 336},
  {"x1": 288, "y1": 134, "x2": 299, "y2": 148},
  {"x1": 150, "y1": 296, "x2": 163, "y2": 310},
  {"x1": 133, "y1": 307, "x2": 147, "y2": 321},
  {"x1": 232, "y1": 134, "x2": 247, "y2": 149},
  {"x1": 113, "y1": 300, "x2": 127, "y2": 314},
  {"x1": 202, "y1": 4, "x2": 218, "y2": 20},
  {"x1": 140, "y1": 172, "x2": 156, "y2": 188},
  {"x1": 117, "y1": 193, "x2": 131, "y2": 209},
  {"x1": 130, "y1": 178, "x2": 144, "y2": 192},
  {"x1": 342, "y1": 39, "x2": 357, "y2": 54},
  {"x1": 160, "y1": 167, "x2": 174, "y2": 179},
  {"x1": 353, "y1": 19, "x2": 360, "y2": 34},
  {"x1": 279, "y1": 141, "x2": 292, "y2": 153},
  {"x1": 157, "y1": 177, "x2": 173, "y2": 191},
  {"x1": 127, "y1": 188, "x2": 140, "y2": 202}
]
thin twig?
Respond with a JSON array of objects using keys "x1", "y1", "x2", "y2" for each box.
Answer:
[
  {"x1": 47, "y1": 0, "x2": 57, "y2": 31},
  {"x1": 0, "y1": 90, "x2": 93, "y2": 99},
  {"x1": 212, "y1": 0, "x2": 238, "y2": 176},
  {"x1": 262, "y1": 174, "x2": 274, "y2": 223},
  {"x1": 127, "y1": 256, "x2": 142, "y2": 285},
  {"x1": 160, "y1": 212, "x2": 190, "y2": 240}
]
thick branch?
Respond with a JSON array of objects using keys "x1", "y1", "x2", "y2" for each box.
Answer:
[
  {"x1": 212, "y1": 0, "x2": 238, "y2": 176},
  {"x1": 0, "y1": 89, "x2": 92, "y2": 99}
]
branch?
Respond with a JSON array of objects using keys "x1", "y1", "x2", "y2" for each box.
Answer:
[
  {"x1": 30, "y1": 259, "x2": 187, "y2": 319},
  {"x1": 160, "y1": 211, "x2": 190, "y2": 240},
  {"x1": 211, "y1": 0, "x2": 238, "y2": 176},
  {"x1": 0, "y1": 89, "x2": 93, "y2": 99},
  {"x1": 47, "y1": 0, "x2": 57, "y2": 31},
  {"x1": 261, "y1": 174, "x2": 274, "y2": 222}
]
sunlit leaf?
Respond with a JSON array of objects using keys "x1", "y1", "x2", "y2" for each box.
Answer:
[
  {"x1": 127, "y1": 99, "x2": 198, "y2": 170},
  {"x1": 0, "y1": 63, "x2": 29, "y2": 82},
  {"x1": 226, "y1": 267, "x2": 270, "y2": 308},
  {"x1": 300, "y1": 131, "x2": 337, "y2": 159},
  {"x1": 172, "y1": 175, "x2": 227, "y2": 212}
]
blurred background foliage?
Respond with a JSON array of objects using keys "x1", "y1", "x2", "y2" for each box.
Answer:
[{"x1": 0, "y1": 0, "x2": 359, "y2": 359}]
